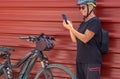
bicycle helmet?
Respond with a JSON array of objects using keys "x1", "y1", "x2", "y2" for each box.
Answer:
[
  {"x1": 77, "y1": 0, "x2": 96, "y2": 7},
  {"x1": 77, "y1": 0, "x2": 96, "y2": 20}
]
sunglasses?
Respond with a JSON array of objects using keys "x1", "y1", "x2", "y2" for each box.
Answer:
[{"x1": 79, "y1": 6, "x2": 86, "y2": 10}]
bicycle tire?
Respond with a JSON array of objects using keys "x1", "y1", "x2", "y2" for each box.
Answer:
[
  {"x1": 35, "y1": 64, "x2": 76, "y2": 79},
  {"x1": 35, "y1": 68, "x2": 53, "y2": 79}
]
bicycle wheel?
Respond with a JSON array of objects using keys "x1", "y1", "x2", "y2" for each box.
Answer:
[
  {"x1": 35, "y1": 64, "x2": 76, "y2": 79},
  {"x1": 35, "y1": 68, "x2": 53, "y2": 79}
]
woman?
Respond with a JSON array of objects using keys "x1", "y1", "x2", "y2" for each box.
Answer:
[{"x1": 63, "y1": 0, "x2": 102, "y2": 79}]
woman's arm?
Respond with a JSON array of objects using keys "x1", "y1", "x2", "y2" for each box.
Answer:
[
  {"x1": 71, "y1": 28, "x2": 95, "y2": 43},
  {"x1": 63, "y1": 20, "x2": 76, "y2": 43},
  {"x1": 70, "y1": 30, "x2": 77, "y2": 43},
  {"x1": 63, "y1": 20, "x2": 95, "y2": 43}
]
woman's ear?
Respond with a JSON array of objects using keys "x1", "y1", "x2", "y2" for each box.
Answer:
[{"x1": 89, "y1": 5, "x2": 94, "y2": 11}]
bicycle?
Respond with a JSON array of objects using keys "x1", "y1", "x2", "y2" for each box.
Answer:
[
  {"x1": 0, "y1": 33, "x2": 76, "y2": 79},
  {"x1": 0, "y1": 47, "x2": 14, "y2": 79}
]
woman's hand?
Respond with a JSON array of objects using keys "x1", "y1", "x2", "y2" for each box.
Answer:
[{"x1": 63, "y1": 20, "x2": 73, "y2": 30}]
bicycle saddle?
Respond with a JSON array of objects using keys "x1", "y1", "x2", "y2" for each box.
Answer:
[{"x1": 0, "y1": 47, "x2": 15, "y2": 52}]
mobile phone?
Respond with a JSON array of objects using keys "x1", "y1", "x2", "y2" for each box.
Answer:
[{"x1": 62, "y1": 14, "x2": 68, "y2": 24}]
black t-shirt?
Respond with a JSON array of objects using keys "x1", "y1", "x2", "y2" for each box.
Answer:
[{"x1": 76, "y1": 17, "x2": 102, "y2": 64}]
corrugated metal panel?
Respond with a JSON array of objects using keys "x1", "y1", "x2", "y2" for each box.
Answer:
[
  {"x1": 97, "y1": 0, "x2": 120, "y2": 79},
  {"x1": 0, "y1": 0, "x2": 120, "y2": 79}
]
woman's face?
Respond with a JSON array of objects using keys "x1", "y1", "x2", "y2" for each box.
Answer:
[
  {"x1": 79, "y1": 4, "x2": 88, "y2": 16},
  {"x1": 79, "y1": 4, "x2": 94, "y2": 17}
]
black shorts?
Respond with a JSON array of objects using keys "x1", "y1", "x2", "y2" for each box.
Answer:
[{"x1": 76, "y1": 62, "x2": 101, "y2": 79}]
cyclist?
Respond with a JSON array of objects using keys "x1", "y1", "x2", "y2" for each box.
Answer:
[{"x1": 62, "y1": 0, "x2": 102, "y2": 79}]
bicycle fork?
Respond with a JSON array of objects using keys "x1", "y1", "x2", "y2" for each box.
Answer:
[{"x1": 41, "y1": 59, "x2": 49, "y2": 68}]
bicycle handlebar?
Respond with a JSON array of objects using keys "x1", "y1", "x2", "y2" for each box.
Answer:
[
  {"x1": 19, "y1": 33, "x2": 55, "y2": 42},
  {"x1": 19, "y1": 36, "x2": 38, "y2": 42}
]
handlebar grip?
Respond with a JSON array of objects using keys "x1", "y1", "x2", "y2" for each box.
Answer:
[{"x1": 19, "y1": 36, "x2": 30, "y2": 40}]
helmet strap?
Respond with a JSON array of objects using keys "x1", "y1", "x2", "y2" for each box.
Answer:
[{"x1": 83, "y1": 4, "x2": 94, "y2": 21}]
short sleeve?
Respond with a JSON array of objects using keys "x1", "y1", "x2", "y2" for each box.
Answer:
[{"x1": 87, "y1": 19, "x2": 101, "y2": 34}]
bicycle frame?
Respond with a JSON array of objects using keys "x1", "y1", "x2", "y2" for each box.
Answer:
[
  {"x1": 1, "y1": 49, "x2": 45, "y2": 79},
  {"x1": 14, "y1": 49, "x2": 45, "y2": 79}
]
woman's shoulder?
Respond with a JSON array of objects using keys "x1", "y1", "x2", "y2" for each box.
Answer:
[
  {"x1": 88, "y1": 16, "x2": 101, "y2": 23},
  {"x1": 91, "y1": 16, "x2": 100, "y2": 21}
]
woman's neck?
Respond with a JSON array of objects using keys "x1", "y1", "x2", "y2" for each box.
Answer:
[{"x1": 84, "y1": 13, "x2": 96, "y2": 22}]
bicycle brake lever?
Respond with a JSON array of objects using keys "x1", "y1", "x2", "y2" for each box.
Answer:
[{"x1": 39, "y1": 33, "x2": 44, "y2": 38}]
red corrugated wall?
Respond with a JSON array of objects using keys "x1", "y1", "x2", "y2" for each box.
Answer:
[{"x1": 0, "y1": 0, "x2": 120, "y2": 79}]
